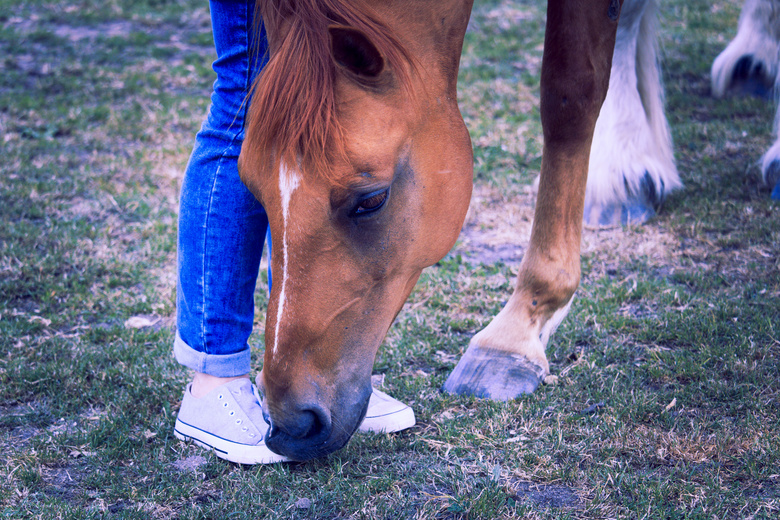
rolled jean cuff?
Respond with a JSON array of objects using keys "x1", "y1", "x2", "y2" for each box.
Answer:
[{"x1": 173, "y1": 332, "x2": 251, "y2": 377}]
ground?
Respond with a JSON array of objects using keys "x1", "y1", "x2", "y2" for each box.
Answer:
[{"x1": 1, "y1": 0, "x2": 779, "y2": 519}]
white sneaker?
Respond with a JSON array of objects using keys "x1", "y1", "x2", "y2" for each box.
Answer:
[
  {"x1": 359, "y1": 388, "x2": 416, "y2": 433},
  {"x1": 173, "y1": 379, "x2": 288, "y2": 465}
]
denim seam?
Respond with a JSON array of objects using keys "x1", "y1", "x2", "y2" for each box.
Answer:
[
  {"x1": 244, "y1": 2, "x2": 255, "y2": 113},
  {"x1": 223, "y1": 1, "x2": 253, "y2": 142},
  {"x1": 201, "y1": 8, "x2": 251, "y2": 365},
  {"x1": 199, "y1": 158, "x2": 218, "y2": 360}
]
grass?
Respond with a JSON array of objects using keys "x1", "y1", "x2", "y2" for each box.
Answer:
[{"x1": 1, "y1": 0, "x2": 779, "y2": 518}]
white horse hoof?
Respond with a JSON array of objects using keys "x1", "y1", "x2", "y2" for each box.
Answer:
[
  {"x1": 724, "y1": 55, "x2": 776, "y2": 99},
  {"x1": 711, "y1": 0, "x2": 780, "y2": 100},
  {"x1": 583, "y1": 171, "x2": 665, "y2": 227},
  {"x1": 765, "y1": 160, "x2": 780, "y2": 200},
  {"x1": 761, "y1": 140, "x2": 780, "y2": 200}
]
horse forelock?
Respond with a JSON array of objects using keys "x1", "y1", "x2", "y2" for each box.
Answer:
[{"x1": 246, "y1": 0, "x2": 415, "y2": 187}]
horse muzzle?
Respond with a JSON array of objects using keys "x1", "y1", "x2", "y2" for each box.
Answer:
[{"x1": 261, "y1": 385, "x2": 370, "y2": 461}]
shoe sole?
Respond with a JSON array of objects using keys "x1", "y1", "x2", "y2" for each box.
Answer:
[
  {"x1": 174, "y1": 418, "x2": 288, "y2": 465},
  {"x1": 359, "y1": 406, "x2": 416, "y2": 433}
]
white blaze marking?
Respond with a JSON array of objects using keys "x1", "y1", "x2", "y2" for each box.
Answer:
[{"x1": 273, "y1": 162, "x2": 301, "y2": 355}]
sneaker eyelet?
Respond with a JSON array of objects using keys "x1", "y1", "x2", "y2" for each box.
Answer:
[
  {"x1": 223, "y1": 402, "x2": 229, "y2": 407},
  {"x1": 218, "y1": 394, "x2": 223, "y2": 399},
  {"x1": 249, "y1": 433, "x2": 256, "y2": 438},
  {"x1": 242, "y1": 427, "x2": 248, "y2": 432},
  {"x1": 229, "y1": 411, "x2": 235, "y2": 416}
]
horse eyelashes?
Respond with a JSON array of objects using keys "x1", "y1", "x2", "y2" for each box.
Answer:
[{"x1": 354, "y1": 190, "x2": 389, "y2": 215}]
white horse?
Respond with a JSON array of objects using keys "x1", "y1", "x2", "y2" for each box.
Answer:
[{"x1": 586, "y1": 0, "x2": 780, "y2": 227}]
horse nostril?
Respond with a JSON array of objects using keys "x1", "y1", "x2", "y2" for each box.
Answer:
[
  {"x1": 268, "y1": 405, "x2": 331, "y2": 441},
  {"x1": 296, "y1": 409, "x2": 325, "y2": 439}
]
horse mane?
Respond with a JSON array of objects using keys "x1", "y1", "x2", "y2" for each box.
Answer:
[{"x1": 246, "y1": 0, "x2": 414, "y2": 184}]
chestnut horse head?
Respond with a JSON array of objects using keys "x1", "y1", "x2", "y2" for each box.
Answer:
[{"x1": 239, "y1": 0, "x2": 474, "y2": 460}]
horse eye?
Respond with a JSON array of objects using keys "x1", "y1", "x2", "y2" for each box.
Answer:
[{"x1": 353, "y1": 189, "x2": 388, "y2": 216}]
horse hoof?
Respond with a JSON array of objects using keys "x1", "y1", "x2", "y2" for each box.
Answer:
[
  {"x1": 442, "y1": 345, "x2": 546, "y2": 401},
  {"x1": 584, "y1": 172, "x2": 663, "y2": 227},
  {"x1": 729, "y1": 55, "x2": 775, "y2": 100},
  {"x1": 766, "y1": 160, "x2": 780, "y2": 201},
  {"x1": 584, "y1": 199, "x2": 656, "y2": 227}
]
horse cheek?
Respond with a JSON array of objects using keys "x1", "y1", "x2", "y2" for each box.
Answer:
[{"x1": 411, "y1": 119, "x2": 473, "y2": 268}]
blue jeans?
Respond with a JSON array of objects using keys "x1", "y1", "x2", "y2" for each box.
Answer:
[{"x1": 174, "y1": 0, "x2": 268, "y2": 377}]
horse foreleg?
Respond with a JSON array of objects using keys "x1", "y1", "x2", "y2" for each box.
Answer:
[
  {"x1": 444, "y1": 0, "x2": 623, "y2": 400},
  {"x1": 584, "y1": 0, "x2": 680, "y2": 227}
]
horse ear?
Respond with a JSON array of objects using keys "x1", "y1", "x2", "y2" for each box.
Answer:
[{"x1": 328, "y1": 26, "x2": 385, "y2": 78}]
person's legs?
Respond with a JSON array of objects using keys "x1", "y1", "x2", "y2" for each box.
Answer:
[
  {"x1": 175, "y1": 0, "x2": 266, "y2": 388},
  {"x1": 173, "y1": 0, "x2": 288, "y2": 464}
]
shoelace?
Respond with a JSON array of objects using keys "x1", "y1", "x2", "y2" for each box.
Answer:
[{"x1": 216, "y1": 387, "x2": 256, "y2": 438}]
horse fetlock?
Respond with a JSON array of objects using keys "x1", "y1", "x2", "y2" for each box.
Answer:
[{"x1": 517, "y1": 257, "x2": 580, "y2": 314}]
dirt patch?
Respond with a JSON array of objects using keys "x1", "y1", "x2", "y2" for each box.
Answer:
[
  {"x1": 0, "y1": 400, "x2": 54, "y2": 448},
  {"x1": 453, "y1": 183, "x2": 535, "y2": 266},
  {"x1": 452, "y1": 179, "x2": 704, "y2": 277},
  {"x1": 505, "y1": 479, "x2": 582, "y2": 509},
  {"x1": 172, "y1": 455, "x2": 209, "y2": 473},
  {"x1": 744, "y1": 480, "x2": 780, "y2": 500},
  {"x1": 42, "y1": 464, "x2": 83, "y2": 503},
  {"x1": 454, "y1": 181, "x2": 679, "y2": 268}
]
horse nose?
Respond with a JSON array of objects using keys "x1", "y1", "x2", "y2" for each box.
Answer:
[
  {"x1": 271, "y1": 404, "x2": 331, "y2": 441},
  {"x1": 265, "y1": 404, "x2": 335, "y2": 460}
]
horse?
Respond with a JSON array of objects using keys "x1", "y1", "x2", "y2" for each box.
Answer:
[
  {"x1": 583, "y1": 0, "x2": 780, "y2": 229},
  {"x1": 237, "y1": 0, "x2": 620, "y2": 460},
  {"x1": 236, "y1": 0, "x2": 777, "y2": 461}
]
